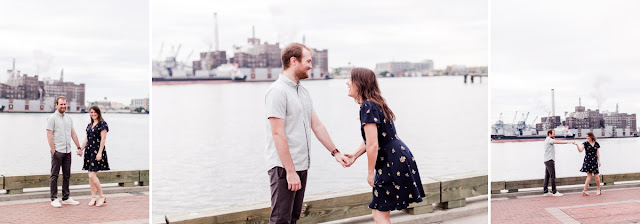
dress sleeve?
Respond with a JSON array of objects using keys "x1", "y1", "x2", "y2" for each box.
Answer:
[
  {"x1": 595, "y1": 142, "x2": 600, "y2": 149},
  {"x1": 99, "y1": 120, "x2": 109, "y2": 132},
  {"x1": 360, "y1": 101, "x2": 381, "y2": 125}
]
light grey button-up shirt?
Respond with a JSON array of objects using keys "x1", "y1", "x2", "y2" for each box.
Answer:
[
  {"x1": 46, "y1": 110, "x2": 74, "y2": 153},
  {"x1": 265, "y1": 74, "x2": 315, "y2": 171},
  {"x1": 544, "y1": 136, "x2": 555, "y2": 162}
]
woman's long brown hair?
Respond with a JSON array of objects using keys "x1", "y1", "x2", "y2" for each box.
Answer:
[{"x1": 351, "y1": 68, "x2": 396, "y2": 121}]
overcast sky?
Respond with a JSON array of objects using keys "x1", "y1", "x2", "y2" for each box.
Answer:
[
  {"x1": 491, "y1": 0, "x2": 640, "y2": 123},
  {"x1": 152, "y1": 0, "x2": 488, "y2": 70},
  {"x1": 0, "y1": 1, "x2": 149, "y2": 104}
]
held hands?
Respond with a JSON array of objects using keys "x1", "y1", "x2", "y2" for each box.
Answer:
[
  {"x1": 334, "y1": 153, "x2": 350, "y2": 168},
  {"x1": 344, "y1": 153, "x2": 358, "y2": 167}
]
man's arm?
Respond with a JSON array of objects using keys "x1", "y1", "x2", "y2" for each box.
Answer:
[
  {"x1": 71, "y1": 128, "x2": 81, "y2": 149},
  {"x1": 47, "y1": 130, "x2": 55, "y2": 154},
  {"x1": 310, "y1": 112, "x2": 349, "y2": 167},
  {"x1": 269, "y1": 117, "x2": 301, "y2": 191}
]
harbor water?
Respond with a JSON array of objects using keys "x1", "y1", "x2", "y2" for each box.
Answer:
[
  {"x1": 491, "y1": 138, "x2": 640, "y2": 181},
  {"x1": 0, "y1": 113, "x2": 150, "y2": 176},
  {"x1": 152, "y1": 76, "x2": 488, "y2": 215}
]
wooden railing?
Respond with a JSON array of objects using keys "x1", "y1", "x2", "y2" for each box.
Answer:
[
  {"x1": 491, "y1": 172, "x2": 640, "y2": 194},
  {"x1": 164, "y1": 170, "x2": 487, "y2": 224},
  {"x1": 1, "y1": 170, "x2": 149, "y2": 194}
]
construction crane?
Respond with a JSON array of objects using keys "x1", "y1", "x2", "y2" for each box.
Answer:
[
  {"x1": 523, "y1": 112, "x2": 530, "y2": 127},
  {"x1": 512, "y1": 111, "x2": 518, "y2": 124}
]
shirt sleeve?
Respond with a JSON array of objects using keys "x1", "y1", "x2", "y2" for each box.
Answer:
[
  {"x1": 46, "y1": 116, "x2": 55, "y2": 131},
  {"x1": 360, "y1": 101, "x2": 381, "y2": 125},
  {"x1": 265, "y1": 88, "x2": 286, "y2": 119},
  {"x1": 100, "y1": 120, "x2": 109, "y2": 132},
  {"x1": 548, "y1": 138, "x2": 555, "y2": 144}
]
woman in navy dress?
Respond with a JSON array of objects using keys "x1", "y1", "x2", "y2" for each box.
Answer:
[
  {"x1": 574, "y1": 132, "x2": 601, "y2": 196},
  {"x1": 76, "y1": 105, "x2": 110, "y2": 206},
  {"x1": 344, "y1": 68, "x2": 425, "y2": 224}
]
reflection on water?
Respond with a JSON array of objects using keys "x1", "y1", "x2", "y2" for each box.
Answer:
[{"x1": 152, "y1": 76, "x2": 488, "y2": 215}]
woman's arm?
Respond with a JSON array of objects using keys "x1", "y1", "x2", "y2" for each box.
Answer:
[
  {"x1": 576, "y1": 142, "x2": 585, "y2": 152},
  {"x1": 96, "y1": 129, "x2": 107, "y2": 161},
  {"x1": 78, "y1": 136, "x2": 88, "y2": 156},
  {"x1": 344, "y1": 141, "x2": 367, "y2": 166},
  {"x1": 597, "y1": 147, "x2": 601, "y2": 167},
  {"x1": 363, "y1": 124, "x2": 379, "y2": 187}
]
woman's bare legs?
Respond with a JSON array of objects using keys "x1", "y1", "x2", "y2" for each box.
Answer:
[
  {"x1": 583, "y1": 173, "x2": 592, "y2": 196},
  {"x1": 594, "y1": 174, "x2": 602, "y2": 195},
  {"x1": 372, "y1": 209, "x2": 391, "y2": 224}
]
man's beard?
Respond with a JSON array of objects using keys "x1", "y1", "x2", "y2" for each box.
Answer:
[{"x1": 295, "y1": 67, "x2": 309, "y2": 80}]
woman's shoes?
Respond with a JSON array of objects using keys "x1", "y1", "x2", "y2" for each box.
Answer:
[
  {"x1": 582, "y1": 190, "x2": 589, "y2": 196},
  {"x1": 596, "y1": 190, "x2": 601, "y2": 196},
  {"x1": 88, "y1": 198, "x2": 97, "y2": 206},
  {"x1": 96, "y1": 197, "x2": 107, "y2": 207}
]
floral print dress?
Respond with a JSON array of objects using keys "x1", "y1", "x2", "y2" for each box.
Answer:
[
  {"x1": 360, "y1": 100, "x2": 425, "y2": 211},
  {"x1": 83, "y1": 120, "x2": 110, "y2": 172},
  {"x1": 579, "y1": 141, "x2": 599, "y2": 174}
]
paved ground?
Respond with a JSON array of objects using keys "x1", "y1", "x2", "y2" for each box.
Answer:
[
  {"x1": 0, "y1": 192, "x2": 149, "y2": 224},
  {"x1": 492, "y1": 187, "x2": 640, "y2": 224},
  {"x1": 324, "y1": 195, "x2": 488, "y2": 224}
]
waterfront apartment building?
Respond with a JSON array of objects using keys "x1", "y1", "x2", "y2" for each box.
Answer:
[
  {"x1": 2, "y1": 62, "x2": 85, "y2": 112},
  {"x1": 131, "y1": 97, "x2": 149, "y2": 111},
  {"x1": 193, "y1": 51, "x2": 227, "y2": 71},
  {"x1": 375, "y1": 60, "x2": 434, "y2": 77}
]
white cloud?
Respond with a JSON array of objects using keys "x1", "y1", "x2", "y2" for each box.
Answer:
[
  {"x1": 152, "y1": 0, "x2": 488, "y2": 70},
  {"x1": 0, "y1": 0, "x2": 149, "y2": 104},
  {"x1": 491, "y1": 0, "x2": 640, "y2": 122}
]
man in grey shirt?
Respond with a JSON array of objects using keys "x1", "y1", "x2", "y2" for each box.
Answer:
[
  {"x1": 46, "y1": 96, "x2": 82, "y2": 207},
  {"x1": 543, "y1": 129, "x2": 576, "y2": 197},
  {"x1": 265, "y1": 43, "x2": 350, "y2": 224}
]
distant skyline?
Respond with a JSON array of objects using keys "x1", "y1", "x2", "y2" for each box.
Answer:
[
  {"x1": 491, "y1": 0, "x2": 640, "y2": 123},
  {"x1": 152, "y1": 0, "x2": 488, "y2": 70},
  {"x1": 0, "y1": 1, "x2": 149, "y2": 104}
]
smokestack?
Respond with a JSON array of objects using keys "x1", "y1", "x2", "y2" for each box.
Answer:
[
  {"x1": 579, "y1": 97, "x2": 581, "y2": 106},
  {"x1": 616, "y1": 103, "x2": 619, "y2": 113},
  {"x1": 12, "y1": 58, "x2": 15, "y2": 71},
  {"x1": 252, "y1": 25, "x2": 255, "y2": 39},
  {"x1": 303, "y1": 34, "x2": 306, "y2": 45},
  {"x1": 214, "y1": 13, "x2": 219, "y2": 52},
  {"x1": 551, "y1": 89, "x2": 555, "y2": 117},
  {"x1": 60, "y1": 69, "x2": 64, "y2": 82}
]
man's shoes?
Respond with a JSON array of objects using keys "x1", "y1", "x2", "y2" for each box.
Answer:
[
  {"x1": 543, "y1": 192, "x2": 552, "y2": 196},
  {"x1": 552, "y1": 192, "x2": 564, "y2": 197},
  {"x1": 51, "y1": 199, "x2": 62, "y2": 208},
  {"x1": 61, "y1": 198, "x2": 80, "y2": 205}
]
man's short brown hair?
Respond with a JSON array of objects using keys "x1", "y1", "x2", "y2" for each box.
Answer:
[
  {"x1": 55, "y1": 96, "x2": 67, "y2": 105},
  {"x1": 547, "y1": 129, "x2": 554, "y2": 136},
  {"x1": 281, "y1": 42, "x2": 313, "y2": 70}
]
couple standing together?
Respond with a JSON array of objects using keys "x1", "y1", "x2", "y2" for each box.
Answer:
[
  {"x1": 543, "y1": 130, "x2": 602, "y2": 197},
  {"x1": 47, "y1": 96, "x2": 111, "y2": 208},
  {"x1": 264, "y1": 43, "x2": 425, "y2": 224}
]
